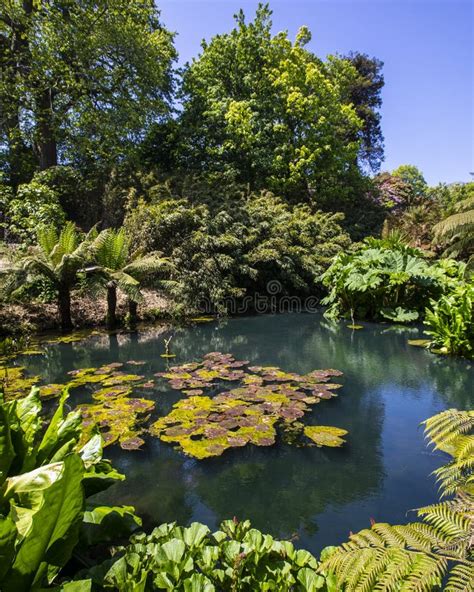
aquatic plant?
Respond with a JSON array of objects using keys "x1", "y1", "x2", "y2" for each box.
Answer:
[
  {"x1": 0, "y1": 365, "x2": 40, "y2": 399},
  {"x1": 152, "y1": 353, "x2": 346, "y2": 458},
  {"x1": 76, "y1": 518, "x2": 335, "y2": 591},
  {"x1": 304, "y1": 426, "x2": 348, "y2": 448},
  {"x1": 424, "y1": 282, "x2": 474, "y2": 359}
]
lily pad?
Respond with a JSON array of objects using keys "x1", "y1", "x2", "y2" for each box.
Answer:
[
  {"x1": 304, "y1": 425, "x2": 348, "y2": 448},
  {"x1": 408, "y1": 339, "x2": 431, "y2": 348},
  {"x1": 1, "y1": 366, "x2": 40, "y2": 400},
  {"x1": 79, "y1": 395, "x2": 154, "y2": 450},
  {"x1": 190, "y1": 317, "x2": 215, "y2": 322}
]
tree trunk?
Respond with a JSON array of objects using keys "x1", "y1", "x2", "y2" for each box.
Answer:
[
  {"x1": 128, "y1": 299, "x2": 139, "y2": 326},
  {"x1": 36, "y1": 89, "x2": 58, "y2": 170},
  {"x1": 106, "y1": 283, "x2": 117, "y2": 329},
  {"x1": 58, "y1": 284, "x2": 73, "y2": 333}
]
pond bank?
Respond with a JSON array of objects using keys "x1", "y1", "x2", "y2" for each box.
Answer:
[{"x1": 0, "y1": 288, "x2": 173, "y2": 335}]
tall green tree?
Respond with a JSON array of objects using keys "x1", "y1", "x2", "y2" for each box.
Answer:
[
  {"x1": 0, "y1": 0, "x2": 176, "y2": 181},
  {"x1": 392, "y1": 164, "x2": 428, "y2": 203},
  {"x1": 177, "y1": 3, "x2": 362, "y2": 201},
  {"x1": 342, "y1": 52, "x2": 385, "y2": 172}
]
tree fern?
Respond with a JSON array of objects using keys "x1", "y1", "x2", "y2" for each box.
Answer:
[
  {"x1": 319, "y1": 408, "x2": 474, "y2": 590},
  {"x1": 90, "y1": 228, "x2": 171, "y2": 328},
  {"x1": 1, "y1": 222, "x2": 101, "y2": 331},
  {"x1": 433, "y1": 197, "x2": 474, "y2": 261}
]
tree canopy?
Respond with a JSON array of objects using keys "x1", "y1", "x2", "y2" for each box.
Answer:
[
  {"x1": 172, "y1": 4, "x2": 372, "y2": 201},
  {"x1": 0, "y1": 0, "x2": 176, "y2": 183}
]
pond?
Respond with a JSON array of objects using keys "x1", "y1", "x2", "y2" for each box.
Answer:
[{"x1": 20, "y1": 312, "x2": 473, "y2": 556}]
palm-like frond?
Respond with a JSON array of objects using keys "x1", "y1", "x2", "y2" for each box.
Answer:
[
  {"x1": 319, "y1": 408, "x2": 474, "y2": 590},
  {"x1": 123, "y1": 253, "x2": 172, "y2": 281},
  {"x1": 96, "y1": 228, "x2": 130, "y2": 271},
  {"x1": 110, "y1": 270, "x2": 141, "y2": 302},
  {"x1": 433, "y1": 199, "x2": 474, "y2": 260}
]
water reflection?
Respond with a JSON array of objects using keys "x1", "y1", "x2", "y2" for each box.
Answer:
[{"x1": 20, "y1": 313, "x2": 472, "y2": 554}]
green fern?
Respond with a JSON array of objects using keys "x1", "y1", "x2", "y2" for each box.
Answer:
[
  {"x1": 90, "y1": 228, "x2": 171, "y2": 328},
  {"x1": 433, "y1": 197, "x2": 474, "y2": 261},
  {"x1": 319, "y1": 408, "x2": 474, "y2": 591}
]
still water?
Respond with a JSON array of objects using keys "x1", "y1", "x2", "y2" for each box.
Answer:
[{"x1": 22, "y1": 313, "x2": 473, "y2": 555}]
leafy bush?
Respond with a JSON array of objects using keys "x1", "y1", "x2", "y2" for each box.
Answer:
[
  {"x1": 73, "y1": 518, "x2": 335, "y2": 591},
  {"x1": 0, "y1": 387, "x2": 137, "y2": 591},
  {"x1": 1, "y1": 177, "x2": 66, "y2": 244},
  {"x1": 321, "y1": 236, "x2": 466, "y2": 323},
  {"x1": 124, "y1": 192, "x2": 351, "y2": 312},
  {"x1": 320, "y1": 408, "x2": 474, "y2": 591},
  {"x1": 424, "y1": 282, "x2": 474, "y2": 359}
]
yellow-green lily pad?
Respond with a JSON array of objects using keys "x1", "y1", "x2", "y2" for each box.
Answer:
[{"x1": 304, "y1": 425, "x2": 348, "y2": 448}]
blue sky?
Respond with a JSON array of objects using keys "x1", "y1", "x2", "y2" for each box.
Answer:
[{"x1": 158, "y1": 0, "x2": 473, "y2": 185}]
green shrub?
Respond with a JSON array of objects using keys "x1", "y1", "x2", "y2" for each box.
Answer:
[
  {"x1": 1, "y1": 177, "x2": 66, "y2": 244},
  {"x1": 125, "y1": 193, "x2": 350, "y2": 311},
  {"x1": 74, "y1": 518, "x2": 335, "y2": 591},
  {"x1": 124, "y1": 192, "x2": 351, "y2": 312},
  {"x1": 424, "y1": 281, "x2": 474, "y2": 359},
  {"x1": 321, "y1": 236, "x2": 466, "y2": 323}
]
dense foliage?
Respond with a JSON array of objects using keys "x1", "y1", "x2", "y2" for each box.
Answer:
[
  {"x1": 321, "y1": 408, "x2": 474, "y2": 591},
  {"x1": 424, "y1": 282, "x2": 474, "y2": 359},
  {"x1": 0, "y1": 387, "x2": 137, "y2": 591},
  {"x1": 124, "y1": 191, "x2": 351, "y2": 312},
  {"x1": 0, "y1": 0, "x2": 176, "y2": 178},
  {"x1": 82, "y1": 519, "x2": 334, "y2": 591},
  {"x1": 0, "y1": 173, "x2": 66, "y2": 243},
  {"x1": 321, "y1": 236, "x2": 467, "y2": 324}
]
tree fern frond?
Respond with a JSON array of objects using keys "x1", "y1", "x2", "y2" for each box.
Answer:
[
  {"x1": 423, "y1": 409, "x2": 474, "y2": 450},
  {"x1": 445, "y1": 562, "x2": 474, "y2": 591},
  {"x1": 37, "y1": 225, "x2": 59, "y2": 256},
  {"x1": 400, "y1": 553, "x2": 446, "y2": 591},
  {"x1": 433, "y1": 211, "x2": 474, "y2": 239}
]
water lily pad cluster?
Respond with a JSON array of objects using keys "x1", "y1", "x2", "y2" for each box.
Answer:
[
  {"x1": 155, "y1": 352, "x2": 249, "y2": 394},
  {"x1": 0, "y1": 365, "x2": 40, "y2": 399},
  {"x1": 151, "y1": 354, "x2": 345, "y2": 459},
  {"x1": 2, "y1": 359, "x2": 155, "y2": 450},
  {"x1": 65, "y1": 363, "x2": 155, "y2": 450}
]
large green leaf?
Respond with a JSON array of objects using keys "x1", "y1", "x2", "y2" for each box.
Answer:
[
  {"x1": 297, "y1": 567, "x2": 325, "y2": 591},
  {"x1": 37, "y1": 391, "x2": 82, "y2": 465},
  {"x1": 15, "y1": 388, "x2": 42, "y2": 472},
  {"x1": 0, "y1": 514, "x2": 17, "y2": 581},
  {"x1": 0, "y1": 393, "x2": 15, "y2": 483},
  {"x1": 81, "y1": 504, "x2": 141, "y2": 545},
  {"x1": 1, "y1": 455, "x2": 85, "y2": 591}
]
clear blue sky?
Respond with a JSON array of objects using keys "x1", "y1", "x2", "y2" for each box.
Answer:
[{"x1": 158, "y1": 0, "x2": 473, "y2": 185}]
